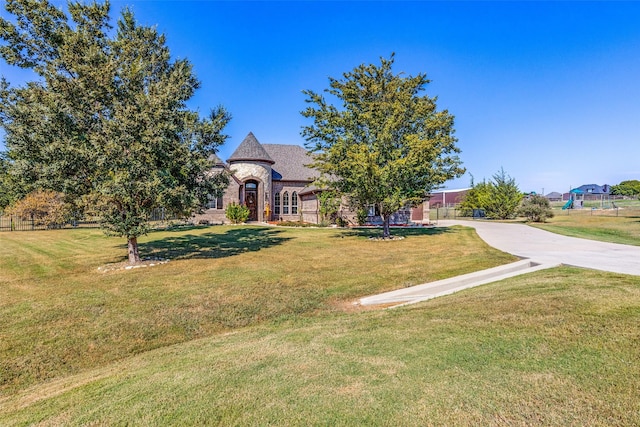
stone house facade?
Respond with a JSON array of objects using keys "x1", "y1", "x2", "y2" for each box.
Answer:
[
  {"x1": 193, "y1": 132, "x2": 322, "y2": 224},
  {"x1": 193, "y1": 132, "x2": 428, "y2": 225}
]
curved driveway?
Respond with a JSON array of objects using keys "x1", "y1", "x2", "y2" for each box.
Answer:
[{"x1": 438, "y1": 220, "x2": 640, "y2": 276}]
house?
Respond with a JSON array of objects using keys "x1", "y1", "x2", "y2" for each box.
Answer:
[
  {"x1": 563, "y1": 184, "x2": 611, "y2": 202},
  {"x1": 193, "y1": 132, "x2": 427, "y2": 225},
  {"x1": 575, "y1": 184, "x2": 610, "y2": 195},
  {"x1": 544, "y1": 191, "x2": 563, "y2": 202},
  {"x1": 194, "y1": 132, "x2": 320, "y2": 224}
]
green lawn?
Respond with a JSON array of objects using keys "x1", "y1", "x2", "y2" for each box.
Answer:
[
  {"x1": 2, "y1": 265, "x2": 639, "y2": 425},
  {"x1": 531, "y1": 213, "x2": 640, "y2": 246},
  {"x1": 0, "y1": 225, "x2": 515, "y2": 396},
  {"x1": 1, "y1": 225, "x2": 639, "y2": 425}
]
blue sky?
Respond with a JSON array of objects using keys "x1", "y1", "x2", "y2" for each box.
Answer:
[{"x1": 2, "y1": 1, "x2": 639, "y2": 194}]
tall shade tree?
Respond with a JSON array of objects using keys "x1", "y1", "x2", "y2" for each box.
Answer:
[
  {"x1": 0, "y1": 0, "x2": 230, "y2": 263},
  {"x1": 301, "y1": 54, "x2": 464, "y2": 237}
]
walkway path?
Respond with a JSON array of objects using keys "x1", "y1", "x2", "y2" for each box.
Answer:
[
  {"x1": 359, "y1": 220, "x2": 640, "y2": 307},
  {"x1": 438, "y1": 220, "x2": 640, "y2": 276}
]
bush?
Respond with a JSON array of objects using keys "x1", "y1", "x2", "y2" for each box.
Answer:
[
  {"x1": 5, "y1": 190, "x2": 71, "y2": 227},
  {"x1": 356, "y1": 208, "x2": 369, "y2": 225},
  {"x1": 318, "y1": 190, "x2": 340, "y2": 223},
  {"x1": 518, "y1": 194, "x2": 554, "y2": 222},
  {"x1": 336, "y1": 216, "x2": 349, "y2": 227},
  {"x1": 225, "y1": 203, "x2": 250, "y2": 224}
]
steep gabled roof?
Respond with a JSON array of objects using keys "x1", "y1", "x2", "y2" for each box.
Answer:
[
  {"x1": 262, "y1": 144, "x2": 320, "y2": 182},
  {"x1": 228, "y1": 132, "x2": 274, "y2": 164}
]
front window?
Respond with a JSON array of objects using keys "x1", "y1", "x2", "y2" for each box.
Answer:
[
  {"x1": 274, "y1": 192, "x2": 280, "y2": 215},
  {"x1": 283, "y1": 191, "x2": 289, "y2": 215},
  {"x1": 206, "y1": 196, "x2": 223, "y2": 210},
  {"x1": 367, "y1": 204, "x2": 380, "y2": 216},
  {"x1": 292, "y1": 192, "x2": 298, "y2": 215}
]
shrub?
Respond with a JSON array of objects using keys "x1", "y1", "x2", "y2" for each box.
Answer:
[
  {"x1": 459, "y1": 181, "x2": 491, "y2": 217},
  {"x1": 518, "y1": 194, "x2": 554, "y2": 222},
  {"x1": 356, "y1": 208, "x2": 369, "y2": 225},
  {"x1": 336, "y1": 216, "x2": 349, "y2": 227},
  {"x1": 5, "y1": 190, "x2": 71, "y2": 228},
  {"x1": 225, "y1": 203, "x2": 250, "y2": 224}
]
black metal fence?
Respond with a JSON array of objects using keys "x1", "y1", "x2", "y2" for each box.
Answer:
[
  {"x1": 0, "y1": 207, "x2": 179, "y2": 232},
  {"x1": 0, "y1": 214, "x2": 99, "y2": 232}
]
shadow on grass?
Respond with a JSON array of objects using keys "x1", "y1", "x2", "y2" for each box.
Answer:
[
  {"x1": 139, "y1": 227, "x2": 291, "y2": 260},
  {"x1": 334, "y1": 226, "x2": 454, "y2": 239}
]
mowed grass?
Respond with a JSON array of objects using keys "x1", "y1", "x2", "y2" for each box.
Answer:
[
  {"x1": 0, "y1": 225, "x2": 516, "y2": 395},
  {"x1": 531, "y1": 213, "x2": 640, "y2": 246},
  {"x1": 2, "y1": 266, "x2": 639, "y2": 425}
]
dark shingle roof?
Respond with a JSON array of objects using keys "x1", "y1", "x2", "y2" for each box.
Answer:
[
  {"x1": 228, "y1": 132, "x2": 274, "y2": 164},
  {"x1": 208, "y1": 153, "x2": 226, "y2": 167},
  {"x1": 262, "y1": 144, "x2": 320, "y2": 182},
  {"x1": 575, "y1": 184, "x2": 610, "y2": 195}
]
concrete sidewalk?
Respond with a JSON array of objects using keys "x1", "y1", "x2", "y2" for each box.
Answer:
[{"x1": 359, "y1": 220, "x2": 640, "y2": 307}]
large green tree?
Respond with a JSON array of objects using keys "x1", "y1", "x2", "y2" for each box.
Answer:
[
  {"x1": 0, "y1": 0, "x2": 230, "y2": 263},
  {"x1": 301, "y1": 54, "x2": 464, "y2": 237}
]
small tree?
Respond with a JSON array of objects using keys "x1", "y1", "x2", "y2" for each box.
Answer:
[
  {"x1": 302, "y1": 54, "x2": 464, "y2": 238},
  {"x1": 518, "y1": 194, "x2": 554, "y2": 222},
  {"x1": 458, "y1": 179, "x2": 491, "y2": 217},
  {"x1": 225, "y1": 203, "x2": 249, "y2": 224},
  {"x1": 318, "y1": 190, "x2": 340, "y2": 224},
  {"x1": 485, "y1": 168, "x2": 522, "y2": 219},
  {"x1": 6, "y1": 190, "x2": 71, "y2": 227}
]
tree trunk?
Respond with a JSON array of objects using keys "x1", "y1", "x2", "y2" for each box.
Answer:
[
  {"x1": 128, "y1": 236, "x2": 140, "y2": 264},
  {"x1": 382, "y1": 215, "x2": 391, "y2": 239}
]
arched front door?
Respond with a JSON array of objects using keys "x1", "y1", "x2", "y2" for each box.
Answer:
[{"x1": 245, "y1": 181, "x2": 258, "y2": 221}]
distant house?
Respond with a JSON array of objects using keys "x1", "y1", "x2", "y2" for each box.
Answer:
[
  {"x1": 575, "y1": 184, "x2": 610, "y2": 195},
  {"x1": 563, "y1": 184, "x2": 611, "y2": 201},
  {"x1": 544, "y1": 192, "x2": 563, "y2": 202}
]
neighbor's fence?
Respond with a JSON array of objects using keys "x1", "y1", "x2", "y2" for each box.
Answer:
[
  {"x1": 428, "y1": 199, "x2": 640, "y2": 222},
  {"x1": 429, "y1": 206, "x2": 465, "y2": 221},
  {"x1": 0, "y1": 207, "x2": 179, "y2": 232},
  {"x1": 551, "y1": 198, "x2": 640, "y2": 218}
]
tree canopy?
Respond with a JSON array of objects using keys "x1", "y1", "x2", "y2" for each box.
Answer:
[
  {"x1": 0, "y1": 0, "x2": 230, "y2": 263},
  {"x1": 610, "y1": 180, "x2": 640, "y2": 197},
  {"x1": 301, "y1": 54, "x2": 464, "y2": 237}
]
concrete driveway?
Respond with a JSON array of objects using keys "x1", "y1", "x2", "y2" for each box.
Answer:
[
  {"x1": 359, "y1": 220, "x2": 640, "y2": 307},
  {"x1": 438, "y1": 220, "x2": 640, "y2": 276}
]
